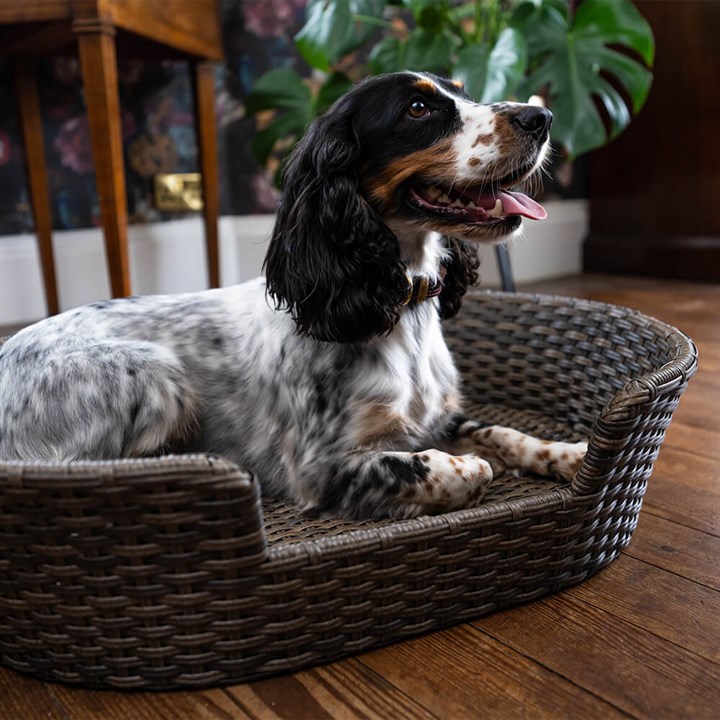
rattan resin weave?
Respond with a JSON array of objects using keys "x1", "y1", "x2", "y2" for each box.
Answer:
[{"x1": 0, "y1": 291, "x2": 697, "y2": 689}]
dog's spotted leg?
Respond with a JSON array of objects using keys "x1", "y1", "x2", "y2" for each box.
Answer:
[
  {"x1": 454, "y1": 421, "x2": 587, "y2": 482},
  {"x1": 318, "y1": 449, "x2": 493, "y2": 519}
]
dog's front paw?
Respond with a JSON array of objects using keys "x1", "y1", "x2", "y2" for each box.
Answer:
[
  {"x1": 553, "y1": 440, "x2": 588, "y2": 481},
  {"x1": 403, "y1": 450, "x2": 494, "y2": 513}
]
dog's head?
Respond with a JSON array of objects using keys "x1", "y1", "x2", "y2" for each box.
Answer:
[
  {"x1": 265, "y1": 72, "x2": 551, "y2": 342},
  {"x1": 359, "y1": 73, "x2": 551, "y2": 241}
]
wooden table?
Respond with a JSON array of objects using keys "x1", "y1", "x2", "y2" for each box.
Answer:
[{"x1": 0, "y1": 0, "x2": 223, "y2": 313}]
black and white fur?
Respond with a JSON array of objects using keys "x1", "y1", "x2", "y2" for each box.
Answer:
[{"x1": 0, "y1": 72, "x2": 586, "y2": 519}]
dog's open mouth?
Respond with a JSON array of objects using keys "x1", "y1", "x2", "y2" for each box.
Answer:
[{"x1": 407, "y1": 183, "x2": 546, "y2": 225}]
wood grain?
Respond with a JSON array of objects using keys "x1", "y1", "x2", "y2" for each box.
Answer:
[
  {"x1": 75, "y1": 24, "x2": 131, "y2": 298},
  {"x1": 566, "y1": 554, "x2": 720, "y2": 662},
  {"x1": 641, "y1": 447, "x2": 719, "y2": 535},
  {"x1": 193, "y1": 60, "x2": 221, "y2": 289},
  {"x1": 0, "y1": 0, "x2": 71, "y2": 25},
  {"x1": 669, "y1": 390, "x2": 720, "y2": 433},
  {"x1": 0, "y1": 669, "x2": 68, "y2": 720},
  {"x1": 224, "y1": 660, "x2": 436, "y2": 720},
  {"x1": 13, "y1": 56, "x2": 60, "y2": 315},
  {"x1": 625, "y1": 511, "x2": 720, "y2": 591},
  {"x1": 661, "y1": 422, "x2": 719, "y2": 461},
  {"x1": 48, "y1": 682, "x2": 244, "y2": 720},
  {"x1": 107, "y1": 0, "x2": 222, "y2": 61},
  {"x1": 359, "y1": 625, "x2": 627, "y2": 720},
  {"x1": 474, "y1": 596, "x2": 720, "y2": 720}
]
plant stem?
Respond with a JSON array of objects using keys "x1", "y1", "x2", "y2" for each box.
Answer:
[
  {"x1": 488, "y1": 0, "x2": 500, "y2": 46},
  {"x1": 475, "y1": 0, "x2": 502, "y2": 46},
  {"x1": 475, "y1": 0, "x2": 484, "y2": 44}
]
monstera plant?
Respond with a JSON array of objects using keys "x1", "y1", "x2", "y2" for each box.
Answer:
[{"x1": 246, "y1": 0, "x2": 654, "y2": 170}]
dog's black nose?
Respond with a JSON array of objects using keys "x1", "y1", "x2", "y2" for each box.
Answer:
[{"x1": 512, "y1": 106, "x2": 553, "y2": 140}]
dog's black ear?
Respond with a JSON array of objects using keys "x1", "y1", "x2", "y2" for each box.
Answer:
[
  {"x1": 439, "y1": 237, "x2": 480, "y2": 320},
  {"x1": 264, "y1": 105, "x2": 408, "y2": 343}
]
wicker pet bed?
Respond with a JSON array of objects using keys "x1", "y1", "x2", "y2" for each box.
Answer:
[{"x1": 0, "y1": 291, "x2": 697, "y2": 690}]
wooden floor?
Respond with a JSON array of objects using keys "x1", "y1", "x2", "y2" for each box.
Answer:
[{"x1": 1, "y1": 274, "x2": 718, "y2": 719}]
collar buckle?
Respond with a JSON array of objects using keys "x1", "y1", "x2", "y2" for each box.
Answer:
[{"x1": 402, "y1": 272, "x2": 444, "y2": 307}]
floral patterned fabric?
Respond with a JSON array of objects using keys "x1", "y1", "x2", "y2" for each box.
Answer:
[{"x1": 0, "y1": 0, "x2": 308, "y2": 236}]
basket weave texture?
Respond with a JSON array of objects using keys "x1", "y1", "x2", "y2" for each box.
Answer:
[{"x1": 0, "y1": 291, "x2": 697, "y2": 689}]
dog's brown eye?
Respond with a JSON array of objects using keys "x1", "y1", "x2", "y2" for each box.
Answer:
[{"x1": 408, "y1": 99, "x2": 430, "y2": 118}]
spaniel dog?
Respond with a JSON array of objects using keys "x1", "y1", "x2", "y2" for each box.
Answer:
[{"x1": 0, "y1": 72, "x2": 587, "y2": 519}]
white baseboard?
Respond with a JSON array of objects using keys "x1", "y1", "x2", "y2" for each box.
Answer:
[{"x1": 0, "y1": 200, "x2": 587, "y2": 326}]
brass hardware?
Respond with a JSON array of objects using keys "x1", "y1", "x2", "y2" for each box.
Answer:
[
  {"x1": 153, "y1": 173, "x2": 204, "y2": 212},
  {"x1": 402, "y1": 275, "x2": 414, "y2": 306},
  {"x1": 415, "y1": 276, "x2": 429, "y2": 304}
]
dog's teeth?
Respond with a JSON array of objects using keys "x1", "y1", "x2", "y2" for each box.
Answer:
[
  {"x1": 438, "y1": 193, "x2": 451, "y2": 204},
  {"x1": 450, "y1": 199, "x2": 465, "y2": 208},
  {"x1": 467, "y1": 201, "x2": 477, "y2": 208},
  {"x1": 427, "y1": 186, "x2": 441, "y2": 199},
  {"x1": 487, "y1": 199, "x2": 503, "y2": 217}
]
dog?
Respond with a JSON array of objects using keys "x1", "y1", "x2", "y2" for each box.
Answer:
[{"x1": 0, "y1": 72, "x2": 587, "y2": 519}]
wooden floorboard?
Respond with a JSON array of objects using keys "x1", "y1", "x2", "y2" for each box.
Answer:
[
  {"x1": 358, "y1": 625, "x2": 628, "y2": 720},
  {"x1": 1, "y1": 273, "x2": 718, "y2": 719},
  {"x1": 566, "y1": 554, "x2": 720, "y2": 663},
  {"x1": 641, "y1": 449, "x2": 719, "y2": 535},
  {"x1": 474, "y1": 595, "x2": 720, "y2": 720},
  {"x1": 624, "y1": 512, "x2": 720, "y2": 591}
]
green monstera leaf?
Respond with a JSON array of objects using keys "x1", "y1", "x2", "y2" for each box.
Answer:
[
  {"x1": 244, "y1": 67, "x2": 312, "y2": 116},
  {"x1": 369, "y1": 35, "x2": 406, "y2": 75},
  {"x1": 454, "y1": 27, "x2": 528, "y2": 103},
  {"x1": 295, "y1": 0, "x2": 384, "y2": 71},
  {"x1": 246, "y1": 68, "x2": 351, "y2": 168},
  {"x1": 407, "y1": 0, "x2": 450, "y2": 32},
  {"x1": 313, "y1": 71, "x2": 353, "y2": 114},
  {"x1": 404, "y1": 28, "x2": 456, "y2": 73},
  {"x1": 245, "y1": 68, "x2": 312, "y2": 166},
  {"x1": 515, "y1": 0, "x2": 654, "y2": 157}
]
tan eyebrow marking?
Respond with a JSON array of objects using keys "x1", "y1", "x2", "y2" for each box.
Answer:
[
  {"x1": 414, "y1": 78, "x2": 438, "y2": 94},
  {"x1": 451, "y1": 79, "x2": 464, "y2": 89}
]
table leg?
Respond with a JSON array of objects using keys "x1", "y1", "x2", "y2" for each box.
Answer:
[
  {"x1": 193, "y1": 61, "x2": 220, "y2": 288},
  {"x1": 13, "y1": 57, "x2": 60, "y2": 315},
  {"x1": 75, "y1": 22, "x2": 131, "y2": 298}
]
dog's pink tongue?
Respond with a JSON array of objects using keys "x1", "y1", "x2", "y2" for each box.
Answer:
[{"x1": 498, "y1": 190, "x2": 547, "y2": 220}]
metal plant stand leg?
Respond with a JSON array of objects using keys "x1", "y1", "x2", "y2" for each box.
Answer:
[{"x1": 495, "y1": 244, "x2": 515, "y2": 292}]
